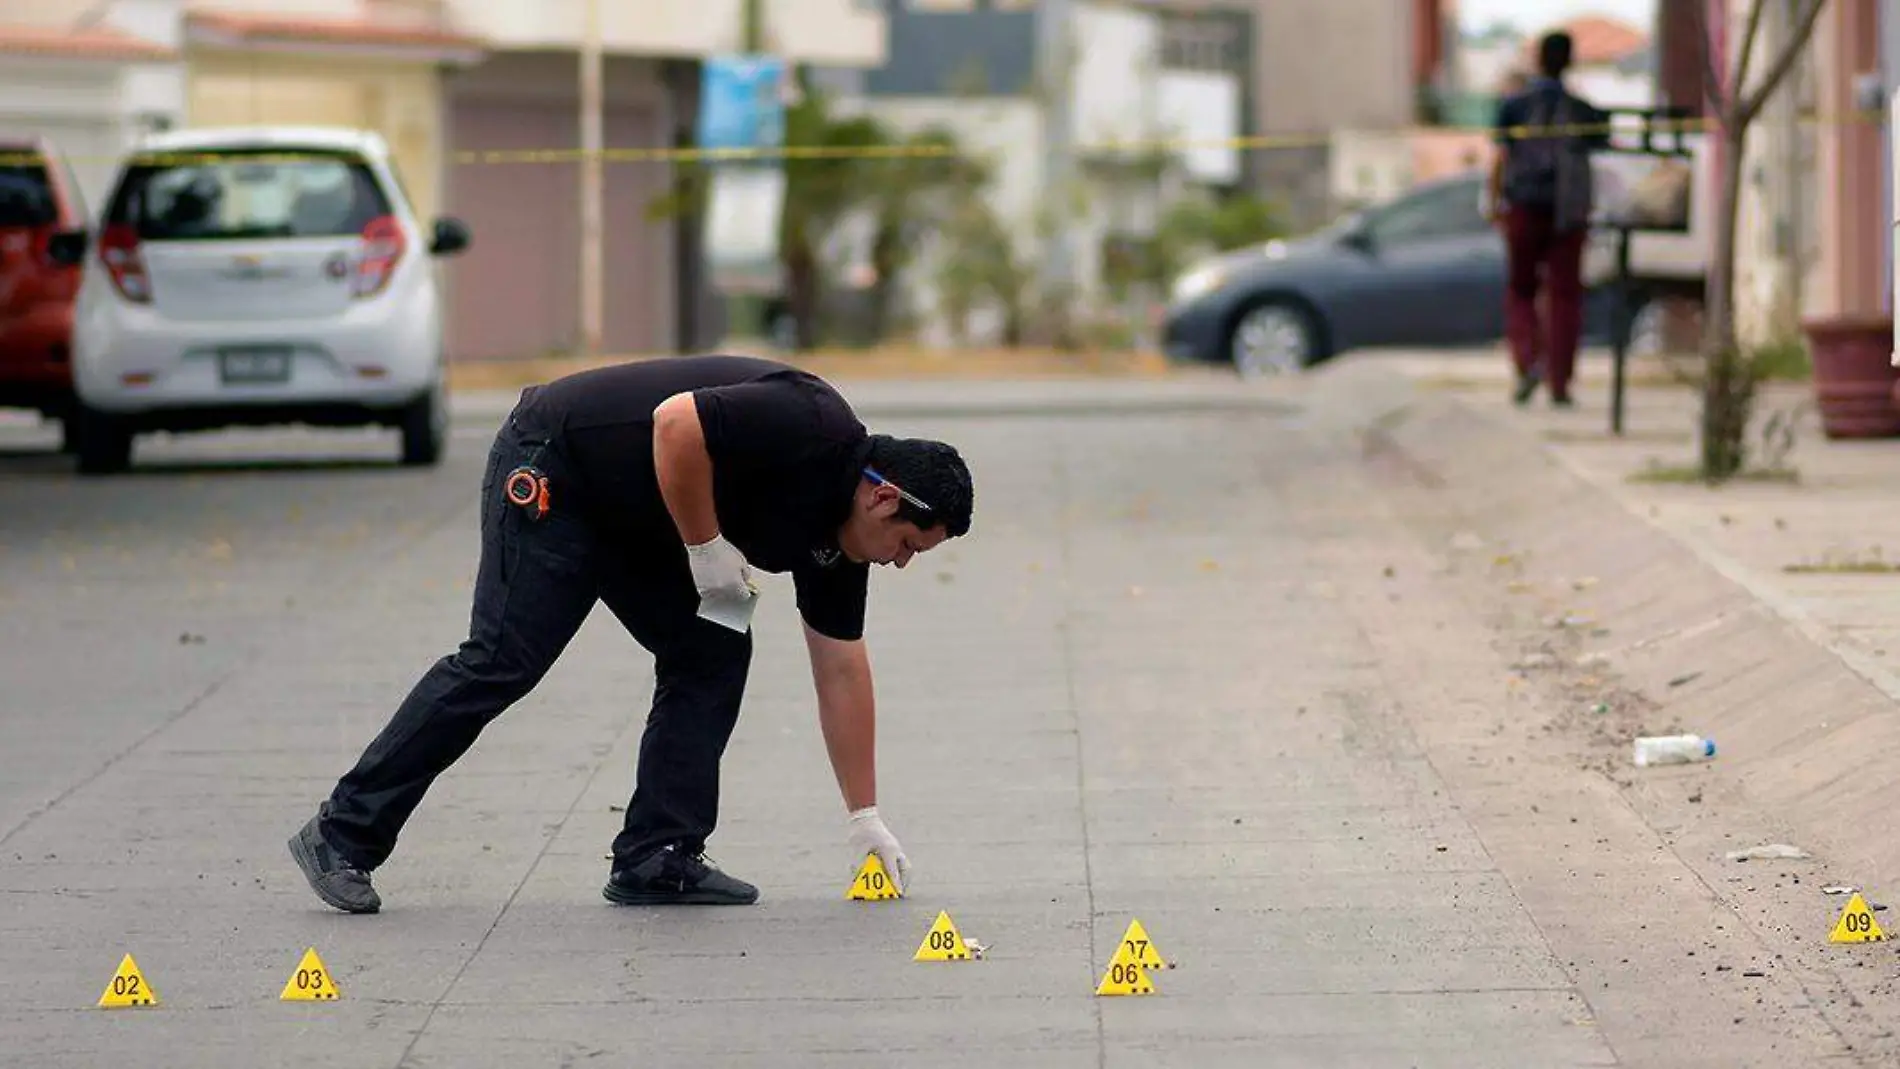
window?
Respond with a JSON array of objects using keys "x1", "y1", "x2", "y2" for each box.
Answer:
[
  {"x1": 1364, "y1": 180, "x2": 1486, "y2": 246},
  {"x1": 0, "y1": 161, "x2": 56, "y2": 228},
  {"x1": 1160, "y1": 17, "x2": 1236, "y2": 73},
  {"x1": 908, "y1": 0, "x2": 973, "y2": 9},
  {"x1": 105, "y1": 148, "x2": 392, "y2": 242}
]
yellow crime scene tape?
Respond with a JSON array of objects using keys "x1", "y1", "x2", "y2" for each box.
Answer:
[{"x1": 0, "y1": 108, "x2": 1881, "y2": 169}]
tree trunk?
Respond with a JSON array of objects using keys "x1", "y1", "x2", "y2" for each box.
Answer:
[
  {"x1": 785, "y1": 239, "x2": 822, "y2": 351},
  {"x1": 1699, "y1": 117, "x2": 1756, "y2": 481},
  {"x1": 867, "y1": 222, "x2": 901, "y2": 344}
]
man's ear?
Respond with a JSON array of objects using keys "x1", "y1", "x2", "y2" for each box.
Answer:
[{"x1": 867, "y1": 482, "x2": 905, "y2": 518}]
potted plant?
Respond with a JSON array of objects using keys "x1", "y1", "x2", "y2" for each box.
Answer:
[{"x1": 1802, "y1": 313, "x2": 1900, "y2": 439}]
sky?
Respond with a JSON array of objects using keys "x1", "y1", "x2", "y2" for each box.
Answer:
[{"x1": 1455, "y1": 0, "x2": 1658, "y2": 33}]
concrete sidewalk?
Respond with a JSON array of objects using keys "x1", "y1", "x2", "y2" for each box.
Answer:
[{"x1": 1402, "y1": 351, "x2": 1900, "y2": 719}]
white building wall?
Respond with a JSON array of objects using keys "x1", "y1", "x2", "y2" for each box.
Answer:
[
  {"x1": 0, "y1": 0, "x2": 187, "y2": 214},
  {"x1": 1732, "y1": 0, "x2": 1821, "y2": 346},
  {"x1": 1156, "y1": 71, "x2": 1240, "y2": 186},
  {"x1": 446, "y1": 0, "x2": 884, "y2": 65}
]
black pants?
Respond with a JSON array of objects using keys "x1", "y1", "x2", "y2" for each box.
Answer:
[{"x1": 317, "y1": 409, "x2": 752, "y2": 873}]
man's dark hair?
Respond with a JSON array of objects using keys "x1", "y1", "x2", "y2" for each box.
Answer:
[
  {"x1": 1538, "y1": 31, "x2": 1573, "y2": 78},
  {"x1": 864, "y1": 434, "x2": 973, "y2": 538}
]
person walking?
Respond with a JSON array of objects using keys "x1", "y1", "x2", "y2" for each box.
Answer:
[
  {"x1": 289, "y1": 354, "x2": 975, "y2": 914},
  {"x1": 1487, "y1": 31, "x2": 1609, "y2": 408}
]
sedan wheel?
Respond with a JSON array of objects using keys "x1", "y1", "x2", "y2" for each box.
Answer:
[
  {"x1": 1626, "y1": 298, "x2": 1664, "y2": 358},
  {"x1": 1231, "y1": 303, "x2": 1315, "y2": 378}
]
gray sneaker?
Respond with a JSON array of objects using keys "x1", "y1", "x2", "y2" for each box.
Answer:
[{"x1": 288, "y1": 815, "x2": 381, "y2": 914}]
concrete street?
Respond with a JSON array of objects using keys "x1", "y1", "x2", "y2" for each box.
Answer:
[{"x1": 2, "y1": 356, "x2": 1895, "y2": 1068}]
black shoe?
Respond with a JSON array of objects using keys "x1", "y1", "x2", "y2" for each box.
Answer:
[
  {"x1": 288, "y1": 815, "x2": 381, "y2": 914},
  {"x1": 1513, "y1": 370, "x2": 1542, "y2": 406},
  {"x1": 603, "y1": 845, "x2": 759, "y2": 906},
  {"x1": 1551, "y1": 393, "x2": 1576, "y2": 409}
]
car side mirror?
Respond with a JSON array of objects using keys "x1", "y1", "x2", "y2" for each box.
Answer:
[
  {"x1": 429, "y1": 217, "x2": 470, "y2": 256},
  {"x1": 1340, "y1": 227, "x2": 1375, "y2": 255},
  {"x1": 47, "y1": 229, "x2": 89, "y2": 267}
]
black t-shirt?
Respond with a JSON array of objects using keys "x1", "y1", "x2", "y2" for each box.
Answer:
[{"x1": 513, "y1": 354, "x2": 874, "y2": 641}]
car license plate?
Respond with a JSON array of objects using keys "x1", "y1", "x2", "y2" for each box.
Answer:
[{"x1": 218, "y1": 347, "x2": 292, "y2": 384}]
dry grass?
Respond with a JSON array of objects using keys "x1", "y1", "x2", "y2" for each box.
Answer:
[{"x1": 445, "y1": 346, "x2": 1178, "y2": 391}]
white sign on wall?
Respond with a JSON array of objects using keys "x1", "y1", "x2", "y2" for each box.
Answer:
[{"x1": 1157, "y1": 72, "x2": 1240, "y2": 186}]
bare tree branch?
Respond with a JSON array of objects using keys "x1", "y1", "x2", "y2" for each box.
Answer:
[
  {"x1": 1733, "y1": 0, "x2": 1769, "y2": 101},
  {"x1": 1740, "y1": 0, "x2": 1829, "y2": 126},
  {"x1": 1687, "y1": 0, "x2": 1734, "y2": 125}
]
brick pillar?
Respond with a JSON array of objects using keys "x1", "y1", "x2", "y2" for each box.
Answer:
[{"x1": 1654, "y1": 0, "x2": 1710, "y2": 113}]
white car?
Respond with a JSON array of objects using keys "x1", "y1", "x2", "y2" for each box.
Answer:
[{"x1": 48, "y1": 125, "x2": 469, "y2": 474}]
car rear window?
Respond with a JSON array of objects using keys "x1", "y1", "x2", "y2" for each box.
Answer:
[
  {"x1": 0, "y1": 162, "x2": 57, "y2": 228},
  {"x1": 104, "y1": 148, "x2": 392, "y2": 242}
]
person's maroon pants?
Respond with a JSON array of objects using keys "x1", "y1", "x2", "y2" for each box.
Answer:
[{"x1": 1503, "y1": 206, "x2": 1587, "y2": 400}]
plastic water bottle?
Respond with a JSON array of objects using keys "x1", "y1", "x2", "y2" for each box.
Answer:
[{"x1": 1633, "y1": 734, "x2": 1716, "y2": 767}]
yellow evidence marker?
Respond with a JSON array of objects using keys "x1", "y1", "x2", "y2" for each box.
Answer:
[
  {"x1": 1095, "y1": 942, "x2": 1155, "y2": 997},
  {"x1": 97, "y1": 953, "x2": 157, "y2": 1008},
  {"x1": 1829, "y1": 893, "x2": 1888, "y2": 944},
  {"x1": 913, "y1": 911, "x2": 973, "y2": 961},
  {"x1": 846, "y1": 852, "x2": 901, "y2": 900},
  {"x1": 281, "y1": 947, "x2": 341, "y2": 1001},
  {"x1": 1116, "y1": 918, "x2": 1167, "y2": 969}
]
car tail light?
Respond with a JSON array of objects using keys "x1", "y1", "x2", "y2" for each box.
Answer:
[
  {"x1": 99, "y1": 224, "x2": 151, "y2": 303},
  {"x1": 28, "y1": 226, "x2": 54, "y2": 266},
  {"x1": 353, "y1": 215, "x2": 404, "y2": 299}
]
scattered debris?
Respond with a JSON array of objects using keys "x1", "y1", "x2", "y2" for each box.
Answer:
[
  {"x1": 1668, "y1": 672, "x2": 1704, "y2": 688},
  {"x1": 1824, "y1": 886, "x2": 1859, "y2": 896},
  {"x1": 965, "y1": 939, "x2": 989, "y2": 959},
  {"x1": 1726, "y1": 844, "x2": 1812, "y2": 862}
]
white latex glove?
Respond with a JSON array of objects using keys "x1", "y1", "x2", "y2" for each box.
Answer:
[
  {"x1": 847, "y1": 806, "x2": 911, "y2": 895},
  {"x1": 685, "y1": 533, "x2": 758, "y2": 633}
]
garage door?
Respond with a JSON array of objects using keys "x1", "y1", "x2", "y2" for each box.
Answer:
[{"x1": 443, "y1": 98, "x2": 672, "y2": 362}]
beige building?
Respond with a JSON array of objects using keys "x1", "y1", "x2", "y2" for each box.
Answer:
[{"x1": 181, "y1": 6, "x2": 486, "y2": 231}]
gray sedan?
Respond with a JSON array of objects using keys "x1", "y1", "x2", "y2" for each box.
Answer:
[{"x1": 1160, "y1": 172, "x2": 1638, "y2": 377}]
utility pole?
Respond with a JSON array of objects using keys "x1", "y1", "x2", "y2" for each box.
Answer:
[
  {"x1": 1034, "y1": 0, "x2": 1075, "y2": 307},
  {"x1": 579, "y1": 0, "x2": 604, "y2": 358},
  {"x1": 744, "y1": 0, "x2": 763, "y2": 51}
]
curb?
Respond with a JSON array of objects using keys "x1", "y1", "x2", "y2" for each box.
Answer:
[{"x1": 1445, "y1": 389, "x2": 1900, "y2": 712}]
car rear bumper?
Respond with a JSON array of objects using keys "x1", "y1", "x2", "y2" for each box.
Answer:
[
  {"x1": 97, "y1": 397, "x2": 431, "y2": 435},
  {"x1": 72, "y1": 296, "x2": 438, "y2": 416},
  {"x1": 0, "y1": 302, "x2": 76, "y2": 409}
]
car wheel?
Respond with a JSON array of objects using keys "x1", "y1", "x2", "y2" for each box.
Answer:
[
  {"x1": 1625, "y1": 295, "x2": 1664, "y2": 358},
  {"x1": 399, "y1": 383, "x2": 447, "y2": 467},
  {"x1": 1229, "y1": 300, "x2": 1320, "y2": 378},
  {"x1": 72, "y1": 406, "x2": 132, "y2": 476}
]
